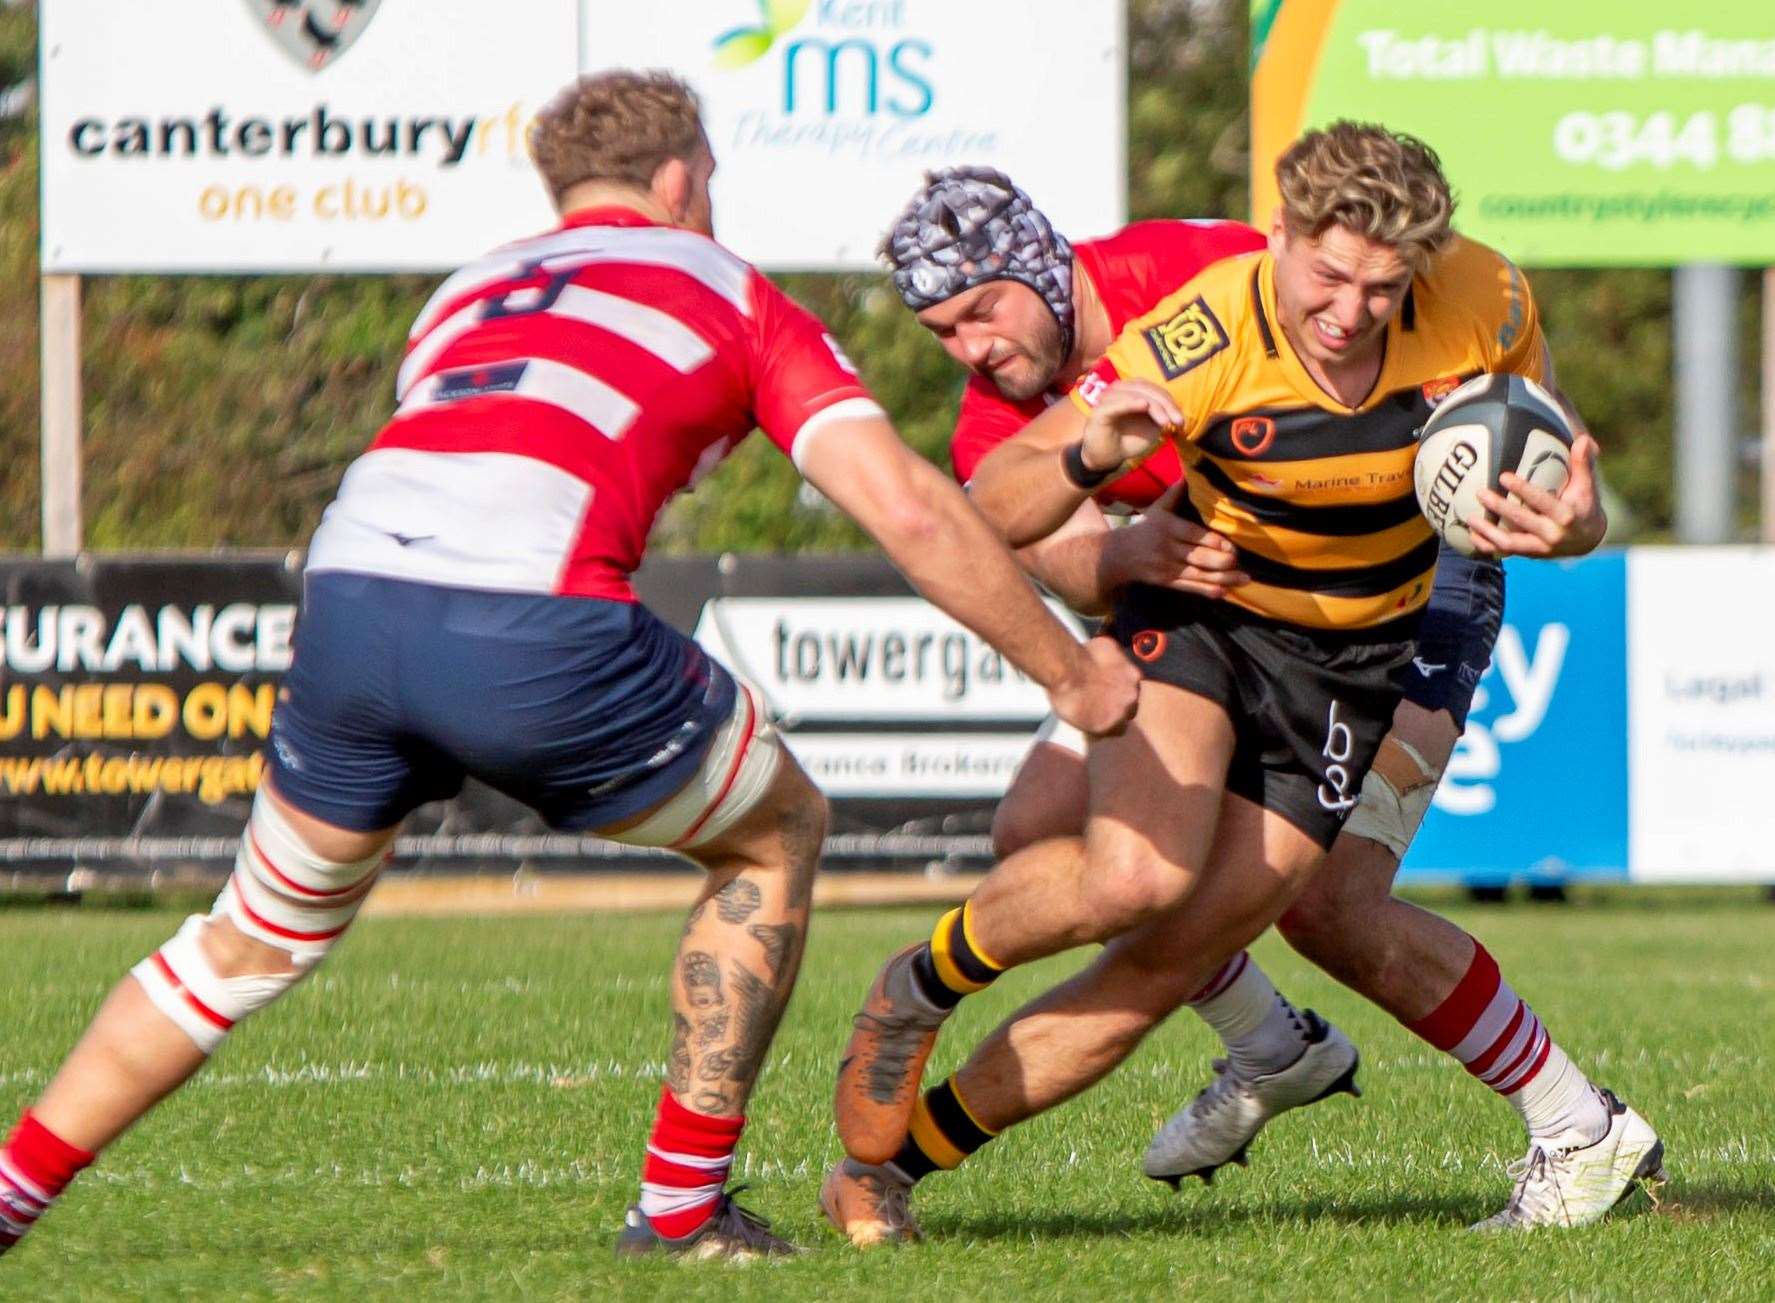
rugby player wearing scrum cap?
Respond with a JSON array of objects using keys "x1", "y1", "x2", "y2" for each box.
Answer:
[{"x1": 828, "y1": 127, "x2": 1657, "y2": 1244}]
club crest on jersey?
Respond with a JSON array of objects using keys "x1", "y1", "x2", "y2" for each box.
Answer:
[
  {"x1": 1421, "y1": 375, "x2": 1464, "y2": 406},
  {"x1": 1142, "y1": 297, "x2": 1228, "y2": 380},
  {"x1": 246, "y1": 0, "x2": 382, "y2": 72},
  {"x1": 1229, "y1": 416, "x2": 1276, "y2": 457}
]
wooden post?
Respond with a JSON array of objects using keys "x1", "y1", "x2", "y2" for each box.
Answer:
[
  {"x1": 39, "y1": 273, "x2": 82, "y2": 558},
  {"x1": 1765, "y1": 268, "x2": 1775, "y2": 544}
]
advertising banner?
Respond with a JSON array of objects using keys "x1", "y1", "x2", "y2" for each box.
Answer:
[
  {"x1": 1402, "y1": 553, "x2": 1630, "y2": 883},
  {"x1": 584, "y1": 0, "x2": 1126, "y2": 269},
  {"x1": 39, "y1": 1, "x2": 577, "y2": 273},
  {"x1": 1250, "y1": 0, "x2": 1775, "y2": 265},
  {"x1": 6, "y1": 551, "x2": 1770, "y2": 882},
  {"x1": 1627, "y1": 548, "x2": 1775, "y2": 883}
]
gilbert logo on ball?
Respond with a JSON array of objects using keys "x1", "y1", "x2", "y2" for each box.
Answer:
[
  {"x1": 1413, "y1": 373, "x2": 1573, "y2": 558},
  {"x1": 247, "y1": 0, "x2": 382, "y2": 72}
]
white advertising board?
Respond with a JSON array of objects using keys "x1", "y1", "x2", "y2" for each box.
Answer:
[
  {"x1": 1627, "y1": 548, "x2": 1775, "y2": 883},
  {"x1": 584, "y1": 0, "x2": 1127, "y2": 269},
  {"x1": 691, "y1": 597, "x2": 1078, "y2": 722},
  {"x1": 39, "y1": 1, "x2": 577, "y2": 272},
  {"x1": 785, "y1": 733, "x2": 1034, "y2": 797}
]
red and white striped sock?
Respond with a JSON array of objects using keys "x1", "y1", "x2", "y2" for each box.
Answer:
[
  {"x1": 1187, "y1": 952, "x2": 1311, "y2": 1077},
  {"x1": 0, "y1": 1112, "x2": 94, "y2": 1253},
  {"x1": 1407, "y1": 941, "x2": 1607, "y2": 1145},
  {"x1": 638, "y1": 1088, "x2": 744, "y2": 1240}
]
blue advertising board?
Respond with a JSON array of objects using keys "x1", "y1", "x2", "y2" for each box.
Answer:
[{"x1": 1402, "y1": 551, "x2": 1629, "y2": 883}]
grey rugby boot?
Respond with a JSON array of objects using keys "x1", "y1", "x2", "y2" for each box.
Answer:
[{"x1": 1143, "y1": 1010, "x2": 1361, "y2": 1187}]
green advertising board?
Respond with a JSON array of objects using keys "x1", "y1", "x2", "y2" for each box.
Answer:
[{"x1": 1251, "y1": 1, "x2": 1775, "y2": 264}]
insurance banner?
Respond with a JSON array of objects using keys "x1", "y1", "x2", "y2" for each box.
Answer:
[{"x1": 1250, "y1": 0, "x2": 1775, "y2": 264}]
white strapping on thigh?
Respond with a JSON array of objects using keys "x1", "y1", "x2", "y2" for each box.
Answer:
[{"x1": 613, "y1": 679, "x2": 783, "y2": 851}]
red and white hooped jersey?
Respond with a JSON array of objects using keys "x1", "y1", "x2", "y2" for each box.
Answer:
[
  {"x1": 948, "y1": 218, "x2": 1267, "y2": 511},
  {"x1": 306, "y1": 207, "x2": 882, "y2": 601}
]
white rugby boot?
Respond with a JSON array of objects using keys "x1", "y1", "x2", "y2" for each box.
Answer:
[
  {"x1": 1142, "y1": 1010, "x2": 1361, "y2": 1187},
  {"x1": 1470, "y1": 1088, "x2": 1665, "y2": 1231}
]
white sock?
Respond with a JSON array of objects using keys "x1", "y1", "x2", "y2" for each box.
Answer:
[
  {"x1": 1187, "y1": 954, "x2": 1311, "y2": 1077},
  {"x1": 1516, "y1": 1046, "x2": 1609, "y2": 1147}
]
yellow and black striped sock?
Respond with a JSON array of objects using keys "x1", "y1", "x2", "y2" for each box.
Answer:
[
  {"x1": 888, "y1": 1076, "x2": 998, "y2": 1183},
  {"x1": 909, "y1": 901, "x2": 1006, "y2": 1010}
]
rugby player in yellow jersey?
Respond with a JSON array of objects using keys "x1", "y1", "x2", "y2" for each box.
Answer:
[{"x1": 824, "y1": 123, "x2": 1662, "y2": 1241}]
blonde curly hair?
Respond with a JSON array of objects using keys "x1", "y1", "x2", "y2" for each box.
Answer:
[{"x1": 1276, "y1": 121, "x2": 1455, "y2": 269}]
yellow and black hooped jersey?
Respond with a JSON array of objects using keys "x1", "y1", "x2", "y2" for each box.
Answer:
[{"x1": 1073, "y1": 237, "x2": 1547, "y2": 631}]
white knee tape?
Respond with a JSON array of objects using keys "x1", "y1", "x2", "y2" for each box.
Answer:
[
  {"x1": 221, "y1": 790, "x2": 384, "y2": 962},
  {"x1": 1343, "y1": 735, "x2": 1440, "y2": 858},
  {"x1": 131, "y1": 914, "x2": 310, "y2": 1055},
  {"x1": 615, "y1": 679, "x2": 784, "y2": 851}
]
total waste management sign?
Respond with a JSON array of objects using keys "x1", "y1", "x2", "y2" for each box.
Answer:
[
  {"x1": 1250, "y1": 0, "x2": 1775, "y2": 264},
  {"x1": 40, "y1": 0, "x2": 1125, "y2": 274}
]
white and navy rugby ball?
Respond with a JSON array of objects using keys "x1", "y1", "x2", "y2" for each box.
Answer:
[{"x1": 1414, "y1": 373, "x2": 1573, "y2": 557}]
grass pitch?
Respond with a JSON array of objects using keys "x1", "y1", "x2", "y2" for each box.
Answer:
[{"x1": 2, "y1": 888, "x2": 1772, "y2": 1300}]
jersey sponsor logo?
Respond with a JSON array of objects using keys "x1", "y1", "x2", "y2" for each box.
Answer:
[
  {"x1": 435, "y1": 361, "x2": 528, "y2": 401},
  {"x1": 1422, "y1": 375, "x2": 1464, "y2": 406},
  {"x1": 1142, "y1": 296, "x2": 1228, "y2": 380},
  {"x1": 1230, "y1": 416, "x2": 1277, "y2": 457},
  {"x1": 1412, "y1": 656, "x2": 1448, "y2": 678},
  {"x1": 1130, "y1": 629, "x2": 1167, "y2": 662},
  {"x1": 1247, "y1": 471, "x2": 1284, "y2": 492},
  {"x1": 246, "y1": 0, "x2": 382, "y2": 72}
]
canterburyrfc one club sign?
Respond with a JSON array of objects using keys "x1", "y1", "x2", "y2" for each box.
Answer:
[{"x1": 39, "y1": 0, "x2": 577, "y2": 273}]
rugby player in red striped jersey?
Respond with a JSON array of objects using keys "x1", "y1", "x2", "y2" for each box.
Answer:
[{"x1": 0, "y1": 74, "x2": 1138, "y2": 1265}]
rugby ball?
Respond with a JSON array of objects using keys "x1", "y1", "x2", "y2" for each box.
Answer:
[{"x1": 1414, "y1": 373, "x2": 1573, "y2": 557}]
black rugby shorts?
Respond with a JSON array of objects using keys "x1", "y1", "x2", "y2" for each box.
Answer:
[{"x1": 1108, "y1": 585, "x2": 1418, "y2": 848}]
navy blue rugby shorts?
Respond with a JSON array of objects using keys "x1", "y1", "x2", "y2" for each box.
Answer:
[{"x1": 267, "y1": 573, "x2": 735, "y2": 832}]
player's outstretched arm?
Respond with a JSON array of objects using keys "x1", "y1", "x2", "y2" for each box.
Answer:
[
  {"x1": 971, "y1": 381, "x2": 1179, "y2": 547},
  {"x1": 799, "y1": 415, "x2": 1140, "y2": 738}
]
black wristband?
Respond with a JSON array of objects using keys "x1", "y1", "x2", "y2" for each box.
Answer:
[{"x1": 1061, "y1": 440, "x2": 1117, "y2": 491}]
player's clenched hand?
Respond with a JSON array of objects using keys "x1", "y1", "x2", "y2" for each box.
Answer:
[
  {"x1": 1048, "y1": 636, "x2": 1140, "y2": 738},
  {"x1": 1078, "y1": 380, "x2": 1181, "y2": 475},
  {"x1": 1103, "y1": 481, "x2": 1249, "y2": 599},
  {"x1": 1469, "y1": 433, "x2": 1606, "y2": 558}
]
